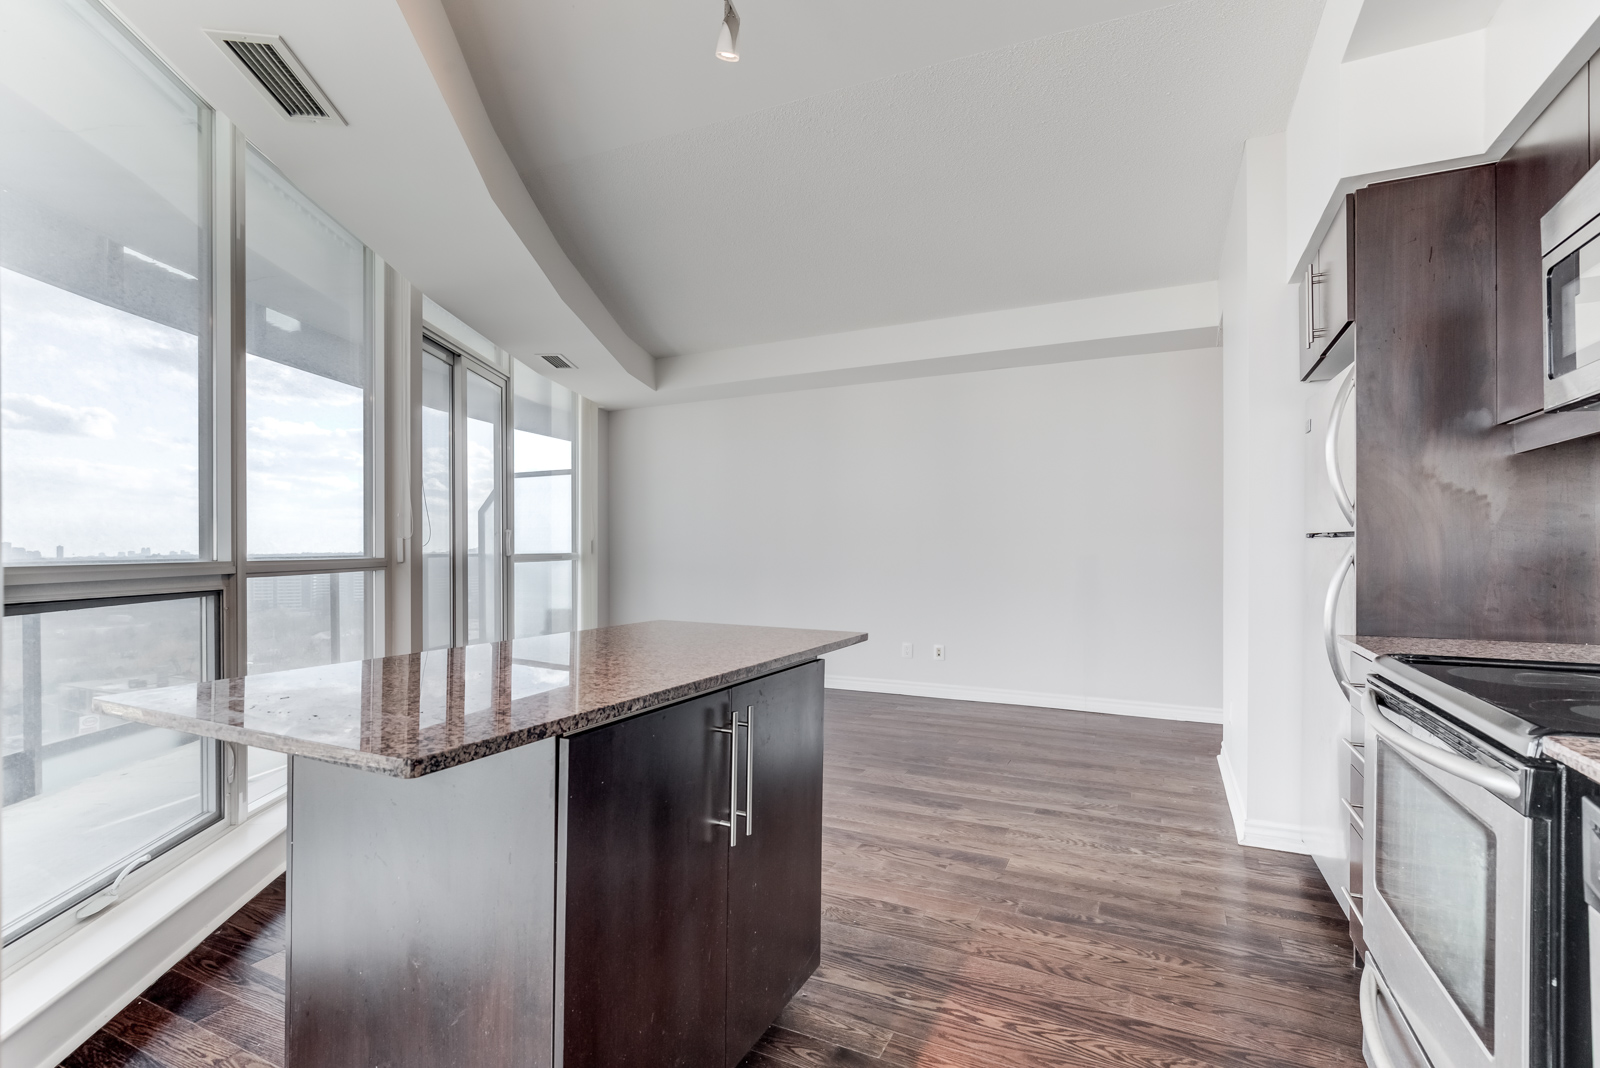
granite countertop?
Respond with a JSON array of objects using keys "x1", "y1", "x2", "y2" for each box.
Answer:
[
  {"x1": 1340, "y1": 634, "x2": 1600, "y2": 665},
  {"x1": 1542, "y1": 736, "x2": 1600, "y2": 784},
  {"x1": 93, "y1": 621, "x2": 867, "y2": 778}
]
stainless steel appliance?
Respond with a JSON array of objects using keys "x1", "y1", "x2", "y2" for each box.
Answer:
[
  {"x1": 1583, "y1": 797, "x2": 1600, "y2": 1068},
  {"x1": 1542, "y1": 162, "x2": 1600, "y2": 411},
  {"x1": 1361, "y1": 656, "x2": 1575, "y2": 1068},
  {"x1": 1304, "y1": 361, "x2": 1361, "y2": 948}
]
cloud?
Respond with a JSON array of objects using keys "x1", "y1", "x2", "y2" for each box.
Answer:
[{"x1": 2, "y1": 393, "x2": 116, "y2": 438}]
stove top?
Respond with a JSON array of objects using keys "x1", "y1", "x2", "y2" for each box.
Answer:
[
  {"x1": 1397, "y1": 657, "x2": 1600, "y2": 735},
  {"x1": 1372, "y1": 654, "x2": 1600, "y2": 758}
]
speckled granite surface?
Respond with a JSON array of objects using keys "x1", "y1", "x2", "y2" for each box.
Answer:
[
  {"x1": 94, "y1": 621, "x2": 866, "y2": 778},
  {"x1": 1341, "y1": 634, "x2": 1600, "y2": 665},
  {"x1": 1541, "y1": 735, "x2": 1600, "y2": 783}
]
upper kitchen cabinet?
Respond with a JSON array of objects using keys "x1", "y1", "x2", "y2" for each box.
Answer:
[
  {"x1": 1495, "y1": 64, "x2": 1591, "y2": 425},
  {"x1": 1299, "y1": 195, "x2": 1357, "y2": 382}
]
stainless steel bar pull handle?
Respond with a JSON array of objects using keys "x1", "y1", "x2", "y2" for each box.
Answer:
[
  {"x1": 742, "y1": 705, "x2": 755, "y2": 837},
  {"x1": 711, "y1": 719, "x2": 738, "y2": 846},
  {"x1": 1304, "y1": 262, "x2": 1329, "y2": 348},
  {"x1": 1324, "y1": 543, "x2": 1362, "y2": 702},
  {"x1": 1362, "y1": 688, "x2": 1522, "y2": 800},
  {"x1": 1325, "y1": 366, "x2": 1356, "y2": 526}
]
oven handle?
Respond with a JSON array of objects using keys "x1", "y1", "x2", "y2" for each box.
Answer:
[{"x1": 1362, "y1": 688, "x2": 1522, "y2": 800}]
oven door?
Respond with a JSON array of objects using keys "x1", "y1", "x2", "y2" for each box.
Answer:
[{"x1": 1363, "y1": 694, "x2": 1530, "y2": 1068}]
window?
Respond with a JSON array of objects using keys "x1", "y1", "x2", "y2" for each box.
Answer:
[
  {"x1": 0, "y1": 0, "x2": 225, "y2": 946},
  {"x1": 1, "y1": 0, "x2": 212, "y2": 564},
  {"x1": 1, "y1": 0, "x2": 587, "y2": 948},
  {"x1": 241, "y1": 145, "x2": 381, "y2": 811},
  {"x1": 1, "y1": 595, "x2": 221, "y2": 941},
  {"x1": 513, "y1": 361, "x2": 576, "y2": 638},
  {"x1": 245, "y1": 570, "x2": 379, "y2": 808},
  {"x1": 420, "y1": 338, "x2": 510, "y2": 648},
  {"x1": 421, "y1": 349, "x2": 454, "y2": 649},
  {"x1": 244, "y1": 147, "x2": 370, "y2": 560}
]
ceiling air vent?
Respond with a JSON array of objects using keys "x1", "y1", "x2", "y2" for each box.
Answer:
[
  {"x1": 207, "y1": 32, "x2": 346, "y2": 125},
  {"x1": 539, "y1": 353, "x2": 575, "y2": 370}
]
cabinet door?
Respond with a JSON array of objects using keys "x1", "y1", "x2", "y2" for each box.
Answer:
[
  {"x1": 562, "y1": 692, "x2": 734, "y2": 1068},
  {"x1": 1300, "y1": 196, "x2": 1357, "y2": 381},
  {"x1": 725, "y1": 661, "x2": 825, "y2": 1062}
]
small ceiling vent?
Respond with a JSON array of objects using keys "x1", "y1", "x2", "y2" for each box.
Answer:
[
  {"x1": 539, "y1": 353, "x2": 575, "y2": 370},
  {"x1": 208, "y1": 32, "x2": 345, "y2": 125}
]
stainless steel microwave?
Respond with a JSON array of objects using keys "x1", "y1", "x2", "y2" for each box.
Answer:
[{"x1": 1543, "y1": 162, "x2": 1600, "y2": 410}]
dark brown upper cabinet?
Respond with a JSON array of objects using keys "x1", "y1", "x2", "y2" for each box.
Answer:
[{"x1": 1299, "y1": 194, "x2": 1357, "y2": 381}]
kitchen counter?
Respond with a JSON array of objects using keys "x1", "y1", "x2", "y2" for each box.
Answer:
[
  {"x1": 1338, "y1": 636, "x2": 1600, "y2": 784},
  {"x1": 1340, "y1": 634, "x2": 1600, "y2": 665},
  {"x1": 94, "y1": 620, "x2": 865, "y2": 778},
  {"x1": 1542, "y1": 736, "x2": 1600, "y2": 783},
  {"x1": 94, "y1": 620, "x2": 864, "y2": 1068}
]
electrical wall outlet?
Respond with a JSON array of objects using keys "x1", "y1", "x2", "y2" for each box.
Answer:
[
  {"x1": 933, "y1": 644, "x2": 945, "y2": 661},
  {"x1": 901, "y1": 642, "x2": 913, "y2": 658}
]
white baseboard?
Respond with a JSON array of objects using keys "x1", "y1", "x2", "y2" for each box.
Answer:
[
  {"x1": 2, "y1": 805, "x2": 287, "y2": 1068},
  {"x1": 1236, "y1": 817, "x2": 1311, "y2": 854},
  {"x1": 825, "y1": 675, "x2": 1223, "y2": 724},
  {"x1": 1216, "y1": 748, "x2": 1310, "y2": 855},
  {"x1": 1217, "y1": 747, "x2": 1246, "y2": 831}
]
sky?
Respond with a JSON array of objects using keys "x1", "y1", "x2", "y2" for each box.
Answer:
[
  {"x1": 1, "y1": 268, "x2": 368, "y2": 559},
  {"x1": 1, "y1": 267, "x2": 200, "y2": 558}
]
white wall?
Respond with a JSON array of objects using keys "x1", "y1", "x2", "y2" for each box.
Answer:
[
  {"x1": 607, "y1": 349, "x2": 1223, "y2": 722},
  {"x1": 1218, "y1": 134, "x2": 1312, "y2": 854}
]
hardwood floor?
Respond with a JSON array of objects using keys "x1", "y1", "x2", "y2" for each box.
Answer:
[{"x1": 62, "y1": 690, "x2": 1362, "y2": 1068}]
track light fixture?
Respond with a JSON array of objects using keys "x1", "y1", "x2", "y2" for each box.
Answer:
[{"x1": 717, "y1": 0, "x2": 740, "y2": 61}]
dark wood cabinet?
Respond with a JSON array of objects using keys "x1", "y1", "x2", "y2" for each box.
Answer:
[
  {"x1": 725, "y1": 661, "x2": 824, "y2": 1058},
  {"x1": 561, "y1": 661, "x2": 824, "y2": 1068},
  {"x1": 562, "y1": 690, "x2": 734, "y2": 1068}
]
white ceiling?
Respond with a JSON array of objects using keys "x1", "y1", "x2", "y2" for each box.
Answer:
[
  {"x1": 444, "y1": 0, "x2": 1324, "y2": 356},
  {"x1": 1344, "y1": 0, "x2": 1500, "y2": 62}
]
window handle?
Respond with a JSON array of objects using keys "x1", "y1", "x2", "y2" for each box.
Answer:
[{"x1": 76, "y1": 853, "x2": 152, "y2": 918}]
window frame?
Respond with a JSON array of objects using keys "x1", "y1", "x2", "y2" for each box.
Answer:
[
  {"x1": 1, "y1": 0, "x2": 586, "y2": 960},
  {"x1": 0, "y1": 26, "x2": 387, "y2": 948},
  {"x1": 237, "y1": 143, "x2": 388, "y2": 673},
  {"x1": 0, "y1": 591, "x2": 226, "y2": 945},
  {"x1": 511, "y1": 368, "x2": 579, "y2": 639},
  {"x1": 0, "y1": 0, "x2": 236, "y2": 952},
  {"x1": 420, "y1": 334, "x2": 515, "y2": 646}
]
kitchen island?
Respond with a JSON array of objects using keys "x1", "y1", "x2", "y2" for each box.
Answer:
[{"x1": 95, "y1": 620, "x2": 867, "y2": 1068}]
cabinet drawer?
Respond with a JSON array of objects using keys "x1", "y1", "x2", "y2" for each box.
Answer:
[{"x1": 1346, "y1": 763, "x2": 1364, "y2": 811}]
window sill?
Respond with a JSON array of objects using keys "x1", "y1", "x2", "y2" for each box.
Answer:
[{"x1": 1, "y1": 799, "x2": 285, "y2": 1068}]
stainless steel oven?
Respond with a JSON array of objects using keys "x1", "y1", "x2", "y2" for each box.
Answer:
[
  {"x1": 1360, "y1": 671, "x2": 1559, "y2": 1068},
  {"x1": 1543, "y1": 161, "x2": 1600, "y2": 411}
]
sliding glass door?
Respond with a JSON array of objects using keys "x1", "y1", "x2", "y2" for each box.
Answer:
[{"x1": 421, "y1": 338, "x2": 509, "y2": 648}]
